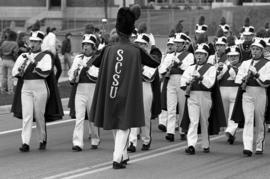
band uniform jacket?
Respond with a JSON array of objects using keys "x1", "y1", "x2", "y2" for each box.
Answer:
[
  {"x1": 180, "y1": 63, "x2": 226, "y2": 135},
  {"x1": 89, "y1": 40, "x2": 160, "y2": 130},
  {"x1": 11, "y1": 51, "x2": 63, "y2": 122},
  {"x1": 231, "y1": 58, "x2": 270, "y2": 127}
]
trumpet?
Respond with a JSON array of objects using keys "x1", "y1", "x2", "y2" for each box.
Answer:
[
  {"x1": 241, "y1": 59, "x2": 254, "y2": 92},
  {"x1": 185, "y1": 64, "x2": 199, "y2": 98}
]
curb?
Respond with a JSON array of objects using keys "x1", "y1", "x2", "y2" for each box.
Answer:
[{"x1": 0, "y1": 98, "x2": 69, "y2": 115}]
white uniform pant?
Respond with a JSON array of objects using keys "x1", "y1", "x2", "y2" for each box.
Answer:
[
  {"x1": 158, "y1": 110, "x2": 168, "y2": 126},
  {"x1": 113, "y1": 129, "x2": 130, "y2": 163},
  {"x1": 220, "y1": 87, "x2": 238, "y2": 135},
  {"x1": 187, "y1": 91, "x2": 212, "y2": 148},
  {"x1": 73, "y1": 83, "x2": 100, "y2": 148},
  {"x1": 129, "y1": 82, "x2": 153, "y2": 146},
  {"x1": 242, "y1": 86, "x2": 266, "y2": 152},
  {"x1": 167, "y1": 74, "x2": 185, "y2": 134},
  {"x1": 21, "y1": 80, "x2": 48, "y2": 144}
]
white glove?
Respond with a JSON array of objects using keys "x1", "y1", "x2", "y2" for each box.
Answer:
[
  {"x1": 249, "y1": 66, "x2": 257, "y2": 74},
  {"x1": 192, "y1": 71, "x2": 200, "y2": 78},
  {"x1": 149, "y1": 33, "x2": 155, "y2": 46},
  {"x1": 172, "y1": 56, "x2": 180, "y2": 64}
]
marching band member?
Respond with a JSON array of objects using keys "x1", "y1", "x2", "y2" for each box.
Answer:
[
  {"x1": 208, "y1": 36, "x2": 227, "y2": 65},
  {"x1": 127, "y1": 33, "x2": 161, "y2": 152},
  {"x1": 89, "y1": 5, "x2": 160, "y2": 169},
  {"x1": 11, "y1": 31, "x2": 63, "y2": 152},
  {"x1": 217, "y1": 46, "x2": 241, "y2": 144},
  {"x1": 68, "y1": 34, "x2": 100, "y2": 151},
  {"x1": 180, "y1": 43, "x2": 226, "y2": 154},
  {"x1": 158, "y1": 37, "x2": 176, "y2": 132},
  {"x1": 239, "y1": 18, "x2": 255, "y2": 62},
  {"x1": 232, "y1": 39, "x2": 270, "y2": 156},
  {"x1": 219, "y1": 17, "x2": 230, "y2": 37},
  {"x1": 160, "y1": 33, "x2": 194, "y2": 142}
]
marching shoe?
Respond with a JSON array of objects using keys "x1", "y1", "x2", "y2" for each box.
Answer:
[
  {"x1": 122, "y1": 158, "x2": 130, "y2": 165},
  {"x1": 243, "y1": 149, "x2": 252, "y2": 157},
  {"x1": 225, "y1": 132, "x2": 235, "y2": 145},
  {"x1": 39, "y1": 141, "x2": 47, "y2": 150},
  {"x1": 19, "y1": 144, "x2": 30, "y2": 152},
  {"x1": 203, "y1": 147, "x2": 210, "y2": 153},
  {"x1": 165, "y1": 133, "x2": 174, "y2": 142},
  {"x1": 141, "y1": 143, "x2": 151, "y2": 151},
  {"x1": 255, "y1": 150, "x2": 263, "y2": 155},
  {"x1": 180, "y1": 134, "x2": 187, "y2": 141},
  {"x1": 91, "y1": 145, "x2": 98, "y2": 149},
  {"x1": 127, "y1": 142, "x2": 136, "y2": 153},
  {"x1": 113, "y1": 161, "x2": 126, "y2": 169},
  {"x1": 72, "y1": 145, "x2": 82, "y2": 152},
  {"x1": 185, "y1": 146, "x2": 195, "y2": 155},
  {"x1": 158, "y1": 124, "x2": 167, "y2": 132}
]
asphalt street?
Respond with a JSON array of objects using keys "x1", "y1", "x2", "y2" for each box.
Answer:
[{"x1": 0, "y1": 112, "x2": 270, "y2": 179}]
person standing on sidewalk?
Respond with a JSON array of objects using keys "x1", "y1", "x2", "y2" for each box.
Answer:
[
  {"x1": 0, "y1": 30, "x2": 18, "y2": 94},
  {"x1": 11, "y1": 30, "x2": 63, "y2": 152},
  {"x1": 90, "y1": 5, "x2": 160, "y2": 169},
  {"x1": 61, "y1": 32, "x2": 72, "y2": 70}
]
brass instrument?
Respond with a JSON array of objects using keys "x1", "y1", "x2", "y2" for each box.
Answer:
[
  {"x1": 185, "y1": 64, "x2": 199, "y2": 98},
  {"x1": 241, "y1": 59, "x2": 254, "y2": 92}
]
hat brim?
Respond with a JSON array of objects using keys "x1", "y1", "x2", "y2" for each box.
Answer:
[
  {"x1": 29, "y1": 37, "x2": 42, "y2": 41},
  {"x1": 195, "y1": 49, "x2": 208, "y2": 54},
  {"x1": 195, "y1": 29, "x2": 206, "y2": 34},
  {"x1": 134, "y1": 39, "x2": 147, "y2": 44},
  {"x1": 251, "y1": 43, "x2": 264, "y2": 49},
  {"x1": 227, "y1": 52, "x2": 240, "y2": 56},
  {"x1": 82, "y1": 40, "x2": 95, "y2": 45},
  {"x1": 242, "y1": 32, "x2": 254, "y2": 36}
]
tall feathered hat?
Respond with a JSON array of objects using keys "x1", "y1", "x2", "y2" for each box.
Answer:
[
  {"x1": 85, "y1": 24, "x2": 95, "y2": 34},
  {"x1": 138, "y1": 22, "x2": 147, "y2": 34},
  {"x1": 241, "y1": 17, "x2": 255, "y2": 36},
  {"x1": 175, "y1": 20, "x2": 184, "y2": 33},
  {"x1": 31, "y1": 20, "x2": 41, "y2": 31},
  {"x1": 116, "y1": 4, "x2": 141, "y2": 37},
  {"x1": 195, "y1": 16, "x2": 208, "y2": 34},
  {"x1": 219, "y1": 17, "x2": 230, "y2": 33}
]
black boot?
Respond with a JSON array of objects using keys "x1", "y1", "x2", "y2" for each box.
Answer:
[
  {"x1": 141, "y1": 143, "x2": 151, "y2": 151},
  {"x1": 225, "y1": 132, "x2": 235, "y2": 145},
  {"x1": 165, "y1": 133, "x2": 174, "y2": 142},
  {"x1": 158, "y1": 124, "x2": 167, "y2": 132},
  {"x1": 127, "y1": 142, "x2": 136, "y2": 153},
  {"x1": 19, "y1": 144, "x2": 30, "y2": 152},
  {"x1": 39, "y1": 141, "x2": 47, "y2": 150},
  {"x1": 113, "y1": 161, "x2": 126, "y2": 169},
  {"x1": 72, "y1": 145, "x2": 82, "y2": 152},
  {"x1": 185, "y1": 146, "x2": 195, "y2": 155},
  {"x1": 243, "y1": 149, "x2": 252, "y2": 157}
]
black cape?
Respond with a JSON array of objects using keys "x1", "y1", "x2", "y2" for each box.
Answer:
[
  {"x1": 180, "y1": 79, "x2": 226, "y2": 135},
  {"x1": 11, "y1": 52, "x2": 63, "y2": 122}
]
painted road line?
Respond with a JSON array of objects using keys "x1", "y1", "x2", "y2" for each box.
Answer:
[
  {"x1": 0, "y1": 118, "x2": 75, "y2": 135},
  {"x1": 44, "y1": 141, "x2": 189, "y2": 179},
  {"x1": 45, "y1": 132, "x2": 238, "y2": 179}
]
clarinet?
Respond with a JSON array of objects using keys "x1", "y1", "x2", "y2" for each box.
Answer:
[
  {"x1": 17, "y1": 48, "x2": 32, "y2": 77},
  {"x1": 165, "y1": 50, "x2": 177, "y2": 78},
  {"x1": 70, "y1": 64, "x2": 81, "y2": 84},
  {"x1": 241, "y1": 59, "x2": 254, "y2": 92},
  {"x1": 185, "y1": 63, "x2": 199, "y2": 98}
]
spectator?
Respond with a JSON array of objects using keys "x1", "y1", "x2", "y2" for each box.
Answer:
[
  {"x1": 41, "y1": 27, "x2": 57, "y2": 55},
  {"x1": 61, "y1": 32, "x2": 72, "y2": 69},
  {"x1": 54, "y1": 39, "x2": 62, "y2": 81},
  {"x1": 17, "y1": 32, "x2": 29, "y2": 56},
  {"x1": 0, "y1": 30, "x2": 18, "y2": 94}
]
